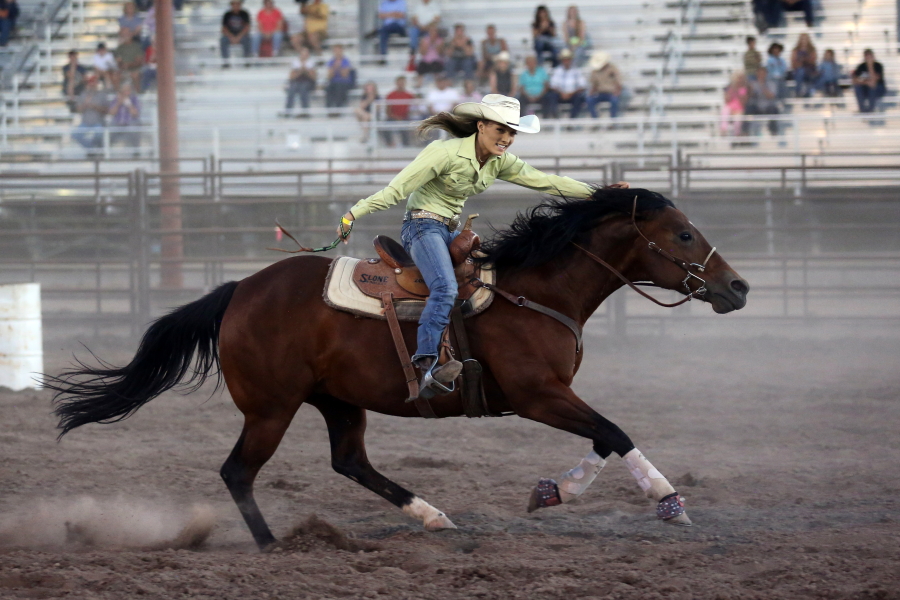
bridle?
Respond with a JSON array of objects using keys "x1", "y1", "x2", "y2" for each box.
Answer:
[{"x1": 572, "y1": 196, "x2": 717, "y2": 308}]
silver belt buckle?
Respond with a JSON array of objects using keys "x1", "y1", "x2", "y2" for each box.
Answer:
[{"x1": 448, "y1": 215, "x2": 460, "y2": 230}]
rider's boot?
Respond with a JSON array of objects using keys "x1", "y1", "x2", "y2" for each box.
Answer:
[{"x1": 416, "y1": 356, "x2": 463, "y2": 399}]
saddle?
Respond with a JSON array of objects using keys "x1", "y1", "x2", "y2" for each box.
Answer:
[{"x1": 352, "y1": 214, "x2": 483, "y2": 302}]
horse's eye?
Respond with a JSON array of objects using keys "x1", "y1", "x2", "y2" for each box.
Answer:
[{"x1": 680, "y1": 232, "x2": 693, "y2": 242}]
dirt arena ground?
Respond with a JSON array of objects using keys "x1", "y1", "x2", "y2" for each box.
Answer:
[{"x1": 1, "y1": 329, "x2": 899, "y2": 600}]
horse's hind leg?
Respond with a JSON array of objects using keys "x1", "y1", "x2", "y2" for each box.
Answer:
[
  {"x1": 311, "y1": 395, "x2": 457, "y2": 531},
  {"x1": 221, "y1": 414, "x2": 295, "y2": 550}
]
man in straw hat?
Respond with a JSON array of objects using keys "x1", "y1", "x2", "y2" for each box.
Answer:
[
  {"x1": 336, "y1": 95, "x2": 628, "y2": 396},
  {"x1": 586, "y1": 50, "x2": 623, "y2": 119},
  {"x1": 545, "y1": 48, "x2": 587, "y2": 119}
]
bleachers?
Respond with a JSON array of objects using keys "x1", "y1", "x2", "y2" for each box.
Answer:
[{"x1": 0, "y1": 0, "x2": 897, "y2": 163}]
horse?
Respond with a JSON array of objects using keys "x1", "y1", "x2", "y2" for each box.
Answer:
[{"x1": 46, "y1": 187, "x2": 749, "y2": 551}]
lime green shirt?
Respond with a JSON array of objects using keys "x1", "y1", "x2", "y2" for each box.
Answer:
[{"x1": 349, "y1": 133, "x2": 593, "y2": 219}]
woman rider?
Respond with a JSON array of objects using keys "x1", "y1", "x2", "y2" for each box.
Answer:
[{"x1": 338, "y1": 94, "x2": 627, "y2": 396}]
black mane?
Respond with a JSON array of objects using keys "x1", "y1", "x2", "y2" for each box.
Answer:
[{"x1": 477, "y1": 187, "x2": 675, "y2": 272}]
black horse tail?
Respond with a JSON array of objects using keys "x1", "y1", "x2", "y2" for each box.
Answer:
[{"x1": 46, "y1": 281, "x2": 240, "y2": 437}]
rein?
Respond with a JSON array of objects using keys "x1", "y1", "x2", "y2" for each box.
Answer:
[{"x1": 268, "y1": 219, "x2": 353, "y2": 254}]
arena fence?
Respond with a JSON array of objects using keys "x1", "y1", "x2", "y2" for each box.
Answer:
[{"x1": 1, "y1": 159, "x2": 898, "y2": 337}]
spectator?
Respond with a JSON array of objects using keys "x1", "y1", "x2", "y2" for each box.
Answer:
[
  {"x1": 586, "y1": 51, "x2": 622, "y2": 118},
  {"x1": 545, "y1": 48, "x2": 586, "y2": 118},
  {"x1": 296, "y1": 0, "x2": 328, "y2": 55},
  {"x1": 488, "y1": 51, "x2": 514, "y2": 96},
  {"x1": 517, "y1": 54, "x2": 549, "y2": 115},
  {"x1": 62, "y1": 50, "x2": 88, "y2": 113},
  {"x1": 0, "y1": 0, "x2": 19, "y2": 47},
  {"x1": 852, "y1": 49, "x2": 886, "y2": 113},
  {"x1": 782, "y1": 0, "x2": 813, "y2": 27},
  {"x1": 118, "y1": 2, "x2": 143, "y2": 40},
  {"x1": 408, "y1": 0, "x2": 440, "y2": 56},
  {"x1": 751, "y1": 0, "x2": 781, "y2": 32},
  {"x1": 141, "y1": 43, "x2": 157, "y2": 91},
  {"x1": 356, "y1": 81, "x2": 380, "y2": 142},
  {"x1": 532, "y1": 5, "x2": 558, "y2": 67},
  {"x1": 766, "y1": 42, "x2": 788, "y2": 99},
  {"x1": 114, "y1": 27, "x2": 144, "y2": 91},
  {"x1": 478, "y1": 24, "x2": 508, "y2": 83},
  {"x1": 384, "y1": 75, "x2": 416, "y2": 146},
  {"x1": 109, "y1": 81, "x2": 142, "y2": 149},
  {"x1": 817, "y1": 49, "x2": 842, "y2": 97},
  {"x1": 92, "y1": 42, "x2": 117, "y2": 89},
  {"x1": 378, "y1": 0, "x2": 407, "y2": 56},
  {"x1": 459, "y1": 78, "x2": 480, "y2": 103},
  {"x1": 426, "y1": 73, "x2": 460, "y2": 114},
  {"x1": 444, "y1": 23, "x2": 475, "y2": 82},
  {"x1": 220, "y1": 0, "x2": 252, "y2": 65},
  {"x1": 720, "y1": 72, "x2": 747, "y2": 136},
  {"x1": 72, "y1": 76, "x2": 109, "y2": 150},
  {"x1": 744, "y1": 67, "x2": 780, "y2": 135},
  {"x1": 253, "y1": 0, "x2": 284, "y2": 57},
  {"x1": 325, "y1": 44, "x2": 353, "y2": 109},
  {"x1": 286, "y1": 46, "x2": 317, "y2": 110},
  {"x1": 416, "y1": 22, "x2": 444, "y2": 83},
  {"x1": 744, "y1": 36, "x2": 761, "y2": 80},
  {"x1": 791, "y1": 33, "x2": 817, "y2": 98},
  {"x1": 563, "y1": 5, "x2": 590, "y2": 67}
]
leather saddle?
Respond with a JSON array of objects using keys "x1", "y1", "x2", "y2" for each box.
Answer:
[{"x1": 353, "y1": 214, "x2": 482, "y2": 301}]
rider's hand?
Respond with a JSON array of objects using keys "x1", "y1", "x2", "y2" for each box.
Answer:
[
  {"x1": 607, "y1": 181, "x2": 630, "y2": 189},
  {"x1": 336, "y1": 212, "x2": 354, "y2": 244}
]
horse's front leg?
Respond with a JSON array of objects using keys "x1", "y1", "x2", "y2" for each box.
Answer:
[{"x1": 509, "y1": 379, "x2": 692, "y2": 526}]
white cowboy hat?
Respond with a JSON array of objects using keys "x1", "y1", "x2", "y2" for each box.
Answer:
[
  {"x1": 589, "y1": 50, "x2": 611, "y2": 71},
  {"x1": 452, "y1": 94, "x2": 540, "y2": 134}
]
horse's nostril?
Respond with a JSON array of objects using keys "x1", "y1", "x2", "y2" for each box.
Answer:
[{"x1": 730, "y1": 278, "x2": 749, "y2": 295}]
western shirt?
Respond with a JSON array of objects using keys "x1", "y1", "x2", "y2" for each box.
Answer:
[
  {"x1": 349, "y1": 133, "x2": 592, "y2": 219},
  {"x1": 550, "y1": 65, "x2": 587, "y2": 95}
]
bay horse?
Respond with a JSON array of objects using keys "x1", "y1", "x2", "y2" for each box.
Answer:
[{"x1": 46, "y1": 188, "x2": 749, "y2": 550}]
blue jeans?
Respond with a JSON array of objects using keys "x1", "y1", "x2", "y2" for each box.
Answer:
[
  {"x1": 794, "y1": 67, "x2": 815, "y2": 97},
  {"x1": 544, "y1": 90, "x2": 586, "y2": 118},
  {"x1": 286, "y1": 78, "x2": 314, "y2": 109},
  {"x1": 401, "y1": 217, "x2": 459, "y2": 362},
  {"x1": 854, "y1": 84, "x2": 884, "y2": 113},
  {"x1": 408, "y1": 25, "x2": 422, "y2": 52},
  {"x1": 72, "y1": 124, "x2": 105, "y2": 148},
  {"x1": 379, "y1": 21, "x2": 406, "y2": 55},
  {"x1": 586, "y1": 92, "x2": 620, "y2": 118},
  {"x1": 534, "y1": 35, "x2": 558, "y2": 67},
  {"x1": 220, "y1": 34, "x2": 251, "y2": 59},
  {"x1": 445, "y1": 55, "x2": 476, "y2": 81}
]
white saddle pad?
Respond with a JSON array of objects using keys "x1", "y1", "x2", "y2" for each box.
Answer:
[{"x1": 323, "y1": 256, "x2": 495, "y2": 322}]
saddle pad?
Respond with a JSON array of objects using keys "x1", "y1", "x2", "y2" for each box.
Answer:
[{"x1": 323, "y1": 256, "x2": 495, "y2": 322}]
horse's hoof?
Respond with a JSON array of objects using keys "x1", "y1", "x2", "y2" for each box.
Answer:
[
  {"x1": 527, "y1": 478, "x2": 562, "y2": 513},
  {"x1": 424, "y1": 514, "x2": 457, "y2": 531},
  {"x1": 663, "y1": 512, "x2": 693, "y2": 527}
]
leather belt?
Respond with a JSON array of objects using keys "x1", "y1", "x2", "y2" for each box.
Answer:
[{"x1": 405, "y1": 210, "x2": 461, "y2": 231}]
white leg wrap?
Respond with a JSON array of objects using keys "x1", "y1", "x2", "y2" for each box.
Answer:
[
  {"x1": 557, "y1": 451, "x2": 607, "y2": 503},
  {"x1": 622, "y1": 448, "x2": 676, "y2": 502},
  {"x1": 402, "y1": 497, "x2": 457, "y2": 531}
]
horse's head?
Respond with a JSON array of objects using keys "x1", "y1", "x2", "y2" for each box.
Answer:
[{"x1": 632, "y1": 205, "x2": 749, "y2": 314}]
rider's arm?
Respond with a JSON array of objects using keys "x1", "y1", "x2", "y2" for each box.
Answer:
[
  {"x1": 496, "y1": 154, "x2": 594, "y2": 198},
  {"x1": 348, "y1": 140, "x2": 450, "y2": 218}
]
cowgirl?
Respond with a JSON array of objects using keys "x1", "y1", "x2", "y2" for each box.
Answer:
[{"x1": 338, "y1": 94, "x2": 627, "y2": 395}]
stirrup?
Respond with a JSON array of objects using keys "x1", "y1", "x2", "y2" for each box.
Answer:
[{"x1": 417, "y1": 360, "x2": 459, "y2": 400}]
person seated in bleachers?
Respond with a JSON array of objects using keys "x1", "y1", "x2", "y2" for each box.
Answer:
[
  {"x1": 744, "y1": 37, "x2": 761, "y2": 81},
  {"x1": 720, "y1": 72, "x2": 747, "y2": 136},
  {"x1": 92, "y1": 42, "x2": 117, "y2": 90},
  {"x1": 426, "y1": 73, "x2": 460, "y2": 114},
  {"x1": 816, "y1": 49, "x2": 842, "y2": 97},
  {"x1": 295, "y1": 0, "x2": 328, "y2": 55},
  {"x1": 286, "y1": 46, "x2": 317, "y2": 110},
  {"x1": 744, "y1": 67, "x2": 780, "y2": 136},
  {"x1": 444, "y1": 23, "x2": 476, "y2": 83},
  {"x1": 253, "y1": 0, "x2": 285, "y2": 57},
  {"x1": 585, "y1": 51, "x2": 622, "y2": 119},
  {"x1": 781, "y1": 0, "x2": 813, "y2": 27},
  {"x1": 72, "y1": 76, "x2": 109, "y2": 150},
  {"x1": 488, "y1": 51, "x2": 514, "y2": 97},
  {"x1": 532, "y1": 5, "x2": 558, "y2": 67},
  {"x1": 852, "y1": 49, "x2": 886, "y2": 113},
  {"x1": 562, "y1": 5, "x2": 590, "y2": 68},
  {"x1": 114, "y1": 27, "x2": 145, "y2": 91},
  {"x1": 119, "y1": 2, "x2": 143, "y2": 41},
  {"x1": 478, "y1": 24, "x2": 508, "y2": 84},
  {"x1": 544, "y1": 48, "x2": 586, "y2": 118},
  {"x1": 459, "y1": 79, "x2": 480, "y2": 103},
  {"x1": 378, "y1": 0, "x2": 407, "y2": 56},
  {"x1": 517, "y1": 54, "x2": 549, "y2": 115},
  {"x1": 384, "y1": 75, "x2": 416, "y2": 147},
  {"x1": 109, "y1": 81, "x2": 142, "y2": 150},
  {"x1": 408, "y1": 0, "x2": 441, "y2": 57},
  {"x1": 0, "y1": 0, "x2": 19, "y2": 47},
  {"x1": 790, "y1": 33, "x2": 817, "y2": 98},
  {"x1": 356, "y1": 81, "x2": 380, "y2": 142},
  {"x1": 325, "y1": 44, "x2": 353, "y2": 110},
  {"x1": 220, "y1": 0, "x2": 252, "y2": 65},
  {"x1": 766, "y1": 42, "x2": 788, "y2": 99},
  {"x1": 416, "y1": 23, "x2": 445, "y2": 86},
  {"x1": 62, "y1": 50, "x2": 88, "y2": 113}
]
